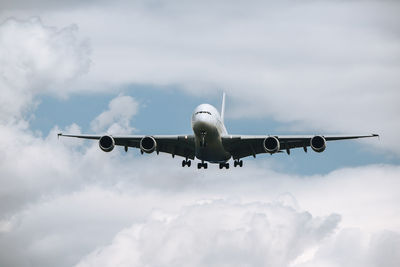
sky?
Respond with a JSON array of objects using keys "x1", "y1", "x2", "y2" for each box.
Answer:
[{"x1": 0, "y1": 0, "x2": 399, "y2": 266}]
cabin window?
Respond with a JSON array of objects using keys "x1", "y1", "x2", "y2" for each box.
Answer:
[{"x1": 195, "y1": 111, "x2": 211, "y2": 115}]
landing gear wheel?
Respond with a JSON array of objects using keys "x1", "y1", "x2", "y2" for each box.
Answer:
[
  {"x1": 182, "y1": 160, "x2": 191, "y2": 167},
  {"x1": 197, "y1": 162, "x2": 208, "y2": 169},
  {"x1": 219, "y1": 163, "x2": 229, "y2": 169},
  {"x1": 234, "y1": 160, "x2": 243, "y2": 167}
]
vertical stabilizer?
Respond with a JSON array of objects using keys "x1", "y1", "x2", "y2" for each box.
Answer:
[{"x1": 221, "y1": 92, "x2": 226, "y2": 123}]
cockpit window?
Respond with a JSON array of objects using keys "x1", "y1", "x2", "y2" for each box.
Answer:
[{"x1": 195, "y1": 111, "x2": 212, "y2": 115}]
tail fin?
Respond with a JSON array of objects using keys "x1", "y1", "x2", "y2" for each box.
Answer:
[{"x1": 221, "y1": 92, "x2": 226, "y2": 123}]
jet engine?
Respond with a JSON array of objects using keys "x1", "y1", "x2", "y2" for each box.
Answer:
[
  {"x1": 310, "y1": 135, "x2": 326, "y2": 153},
  {"x1": 263, "y1": 136, "x2": 280, "y2": 154},
  {"x1": 140, "y1": 136, "x2": 157, "y2": 153},
  {"x1": 99, "y1": 135, "x2": 115, "y2": 152}
]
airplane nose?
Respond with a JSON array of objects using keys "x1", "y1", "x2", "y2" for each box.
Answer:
[
  {"x1": 193, "y1": 119, "x2": 209, "y2": 130},
  {"x1": 192, "y1": 114, "x2": 214, "y2": 134}
]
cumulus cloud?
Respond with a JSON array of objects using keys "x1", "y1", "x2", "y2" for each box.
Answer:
[
  {"x1": 0, "y1": 122, "x2": 82, "y2": 216},
  {"x1": 297, "y1": 229, "x2": 400, "y2": 267},
  {"x1": 76, "y1": 200, "x2": 340, "y2": 267},
  {"x1": 0, "y1": 16, "x2": 92, "y2": 217},
  {"x1": 90, "y1": 94, "x2": 138, "y2": 134},
  {"x1": 0, "y1": 17, "x2": 90, "y2": 122},
  {"x1": 0, "y1": 146, "x2": 399, "y2": 267}
]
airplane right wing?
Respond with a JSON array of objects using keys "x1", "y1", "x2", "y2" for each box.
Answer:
[{"x1": 222, "y1": 134, "x2": 379, "y2": 160}]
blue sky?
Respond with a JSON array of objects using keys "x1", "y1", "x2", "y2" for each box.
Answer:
[{"x1": 1, "y1": 1, "x2": 399, "y2": 267}]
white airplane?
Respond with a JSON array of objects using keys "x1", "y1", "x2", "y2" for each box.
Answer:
[{"x1": 58, "y1": 93, "x2": 379, "y2": 169}]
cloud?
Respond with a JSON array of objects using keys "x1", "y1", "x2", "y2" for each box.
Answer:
[
  {"x1": 297, "y1": 229, "x2": 400, "y2": 267},
  {"x1": 90, "y1": 94, "x2": 138, "y2": 134},
  {"x1": 0, "y1": 16, "x2": 91, "y2": 216},
  {"x1": 75, "y1": 200, "x2": 340, "y2": 267},
  {"x1": 0, "y1": 17, "x2": 90, "y2": 122},
  {"x1": 0, "y1": 141, "x2": 399, "y2": 267},
  {"x1": 0, "y1": 186, "x2": 148, "y2": 267}
]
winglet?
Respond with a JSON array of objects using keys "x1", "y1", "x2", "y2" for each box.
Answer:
[
  {"x1": 57, "y1": 133, "x2": 62, "y2": 139},
  {"x1": 221, "y1": 92, "x2": 226, "y2": 123}
]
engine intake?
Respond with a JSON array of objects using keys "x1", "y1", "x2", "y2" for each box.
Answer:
[
  {"x1": 263, "y1": 136, "x2": 280, "y2": 154},
  {"x1": 310, "y1": 135, "x2": 326, "y2": 153},
  {"x1": 99, "y1": 135, "x2": 115, "y2": 152},
  {"x1": 140, "y1": 136, "x2": 157, "y2": 153}
]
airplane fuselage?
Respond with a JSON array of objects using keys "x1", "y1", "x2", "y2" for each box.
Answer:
[{"x1": 191, "y1": 104, "x2": 231, "y2": 163}]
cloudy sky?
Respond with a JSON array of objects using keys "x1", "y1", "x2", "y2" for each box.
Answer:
[{"x1": 0, "y1": 0, "x2": 399, "y2": 266}]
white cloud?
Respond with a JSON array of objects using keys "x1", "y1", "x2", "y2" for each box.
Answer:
[
  {"x1": 0, "y1": 16, "x2": 91, "y2": 216},
  {"x1": 0, "y1": 17, "x2": 90, "y2": 122},
  {"x1": 90, "y1": 94, "x2": 138, "y2": 134},
  {"x1": 296, "y1": 229, "x2": 400, "y2": 267},
  {"x1": 76, "y1": 200, "x2": 340, "y2": 267},
  {"x1": 0, "y1": 143, "x2": 399, "y2": 267}
]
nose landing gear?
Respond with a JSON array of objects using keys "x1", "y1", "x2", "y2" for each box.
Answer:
[{"x1": 199, "y1": 131, "x2": 207, "y2": 148}]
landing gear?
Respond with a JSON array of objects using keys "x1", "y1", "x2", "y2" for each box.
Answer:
[
  {"x1": 199, "y1": 140, "x2": 205, "y2": 148},
  {"x1": 234, "y1": 159, "x2": 243, "y2": 167},
  {"x1": 197, "y1": 161, "x2": 208, "y2": 169},
  {"x1": 199, "y1": 131, "x2": 207, "y2": 148},
  {"x1": 182, "y1": 159, "x2": 191, "y2": 167},
  {"x1": 219, "y1": 162, "x2": 229, "y2": 169}
]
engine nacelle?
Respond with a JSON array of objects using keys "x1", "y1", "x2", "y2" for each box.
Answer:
[
  {"x1": 263, "y1": 136, "x2": 280, "y2": 154},
  {"x1": 99, "y1": 135, "x2": 115, "y2": 152},
  {"x1": 310, "y1": 135, "x2": 326, "y2": 153},
  {"x1": 140, "y1": 136, "x2": 157, "y2": 154}
]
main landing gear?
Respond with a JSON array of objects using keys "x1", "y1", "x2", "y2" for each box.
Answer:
[
  {"x1": 234, "y1": 159, "x2": 243, "y2": 167},
  {"x1": 184, "y1": 159, "x2": 242, "y2": 169},
  {"x1": 219, "y1": 162, "x2": 229, "y2": 169},
  {"x1": 197, "y1": 161, "x2": 208, "y2": 169},
  {"x1": 182, "y1": 159, "x2": 191, "y2": 167}
]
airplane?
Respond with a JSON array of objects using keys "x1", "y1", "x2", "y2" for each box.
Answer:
[{"x1": 58, "y1": 93, "x2": 379, "y2": 169}]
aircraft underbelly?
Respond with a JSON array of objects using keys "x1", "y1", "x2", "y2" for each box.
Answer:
[{"x1": 195, "y1": 135, "x2": 231, "y2": 162}]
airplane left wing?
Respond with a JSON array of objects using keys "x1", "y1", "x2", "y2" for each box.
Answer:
[
  {"x1": 58, "y1": 133, "x2": 195, "y2": 159},
  {"x1": 222, "y1": 134, "x2": 379, "y2": 160}
]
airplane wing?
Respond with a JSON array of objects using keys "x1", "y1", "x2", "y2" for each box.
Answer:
[
  {"x1": 58, "y1": 133, "x2": 196, "y2": 159},
  {"x1": 222, "y1": 134, "x2": 379, "y2": 160}
]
